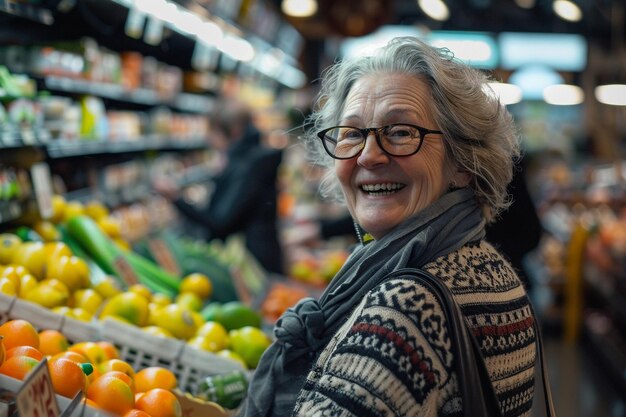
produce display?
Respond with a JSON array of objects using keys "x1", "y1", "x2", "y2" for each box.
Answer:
[
  {"x1": 0, "y1": 193, "x2": 284, "y2": 414},
  {"x1": 0, "y1": 318, "x2": 239, "y2": 416}
]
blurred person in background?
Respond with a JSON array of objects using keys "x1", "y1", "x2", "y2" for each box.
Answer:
[
  {"x1": 241, "y1": 37, "x2": 539, "y2": 417},
  {"x1": 152, "y1": 99, "x2": 284, "y2": 275}
]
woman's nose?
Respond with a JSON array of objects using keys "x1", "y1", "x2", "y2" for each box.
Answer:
[{"x1": 357, "y1": 132, "x2": 389, "y2": 167}]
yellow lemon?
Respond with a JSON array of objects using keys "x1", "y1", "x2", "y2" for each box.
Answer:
[
  {"x1": 194, "y1": 321, "x2": 229, "y2": 351},
  {"x1": 180, "y1": 273, "x2": 213, "y2": 300},
  {"x1": 11, "y1": 241, "x2": 47, "y2": 279},
  {"x1": 50, "y1": 195, "x2": 67, "y2": 224},
  {"x1": 32, "y1": 220, "x2": 61, "y2": 242},
  {"x1": 43, "y1": 242, "x2": 73, "y2": 260},
  {"x1": 84, "y1": 201, "x2": 109, "y2": 221},
  {"x1": 93, "y1": 276, "x2": 123, "y2": 299},
  {"x1": 0, "y1": 264, "x2": 28, "y2": 292},
  {"x1": 97, "y1": 216, "x2": 122, "y2": 238},
  {"x1": 100, "y1": 291, "x2": 150, "y2": 326},
  {"x1": 0, "y1": 277, "x2": 17, "y2": 296},
  {"x1": 23, "y1": 282, "x2": 69, "y2": 308},
  {"x1": 149, "y1": 303, "x2": 202, "y2": 340},
  {"x1": 151, "y1": 293, "x2": 172, "y2": 307},
  {"x1": 128, "y1": 284, "x2": 152, "y2": 302},
  {"x1": 62, "y1": 201, "x2": 86, "y2": 223},
  {"x1": 0, "y1": 233, "x2": 22, "y2": 264},
  {"x1": 187, "y1": 335, "x2": 220, "y2": 353},
  {"x1": 175, "y1": 292, "x2": 203, "y2": 312},
  {"x1": 71, "y1": 308, "x2": 93, "y2": 322},
  {"x1": 142, "y1": 325, "x2": 174, "y2": 338},
  {"x1": 215, "y1": 349, "x2": 247, "y2": 370},
  {"x1": 18, "y1": 274, "x2": 38, "y2": 298},
  {"x1": 45, "y1": 255, "x2": 90, "y2": 292},
  {"x1": 69, "y1": 288, "x2": 104, "y2": 315}
]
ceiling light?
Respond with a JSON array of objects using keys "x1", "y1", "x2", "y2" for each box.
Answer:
[
  {"x1": 282, "y1": 0, "x2": 318, "y2": 18},
  {"x1": 595, "y1": 84, "x2": 626, "y2": 106},
  {"x1": 418, "y1": 0, "x2": 450, "y2": 21},
  {"x1": 509, "y1": 65, "x2": 564, "y2": 100},
  {"x1": 219, "y1": 35, "x2": 255, "y2": 62},
  {"x1": 553, "y1": 0, "x2": 582, "y2": 22},
  {"x1": 486, "y1": 82, "x2": 523, "y2": 105},
  {"x1": 543, "y1": 84, "x2": 584, "y2": 105}
]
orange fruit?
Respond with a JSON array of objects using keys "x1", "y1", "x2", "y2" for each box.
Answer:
[
  {"x1": 101, "y1": 370, "x2": 134, "y2": 391},
  {"x1": 96, "y1": 341, "x2": 120, "y2": 360},
  {"x1": 87, "y1": 374, "x2": 135, "y2": 415},
  {"x1": 48, "y1": 357, "x2": 88, "y2": 398},
  {"x1": 52, "y1": 350, "x2": 100, "y2": 385},
  {"x1": 135, "y1": 388, "x2": 182, "y2": 417},
  {"x1": 124, "y1": 409, "x2": 152, "y2": 417},
  {"x1": 39, "y1": 329, "x2": 69, "y2": 356},
  {"x1": 98, "y1": 358, "x2": 135, "y2": 379},
  {"x1": 69, "y1": 342, "x2": 107, "y2": 365},
  {"x1": 134, "y1": 367, "x2": 177, "y2": 393},
  {"x1": 0, "y1": 336, "x2": 5, "y2": 366},
  {"x1": 0, "y1": 355, "x2": 40, "y2": 380},
  {"x1": 52, "y1": 350, "x2": 89, "y2": 364},
  {"x1": 0, "y1": 319, "x2": 40, "y2": 350},
  {"x1": 5, "y1": 345, "x2": 44, "y2": 361}
]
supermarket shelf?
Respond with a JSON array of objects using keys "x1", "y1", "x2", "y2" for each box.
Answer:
[
  {"x1": 0, "y1": 200, "x2": 25, "y2": 223},
  {"x1": 1, "y1": 128, "x2": 51, "y2": 149},
  {"x1": 45, "y1": 136, "x2": 207, "y2": 158},
  {"x1": 583, "y1": 321, "x2": 626, "y2": 396},
  {"x1": 43, "y1": 76, "x2": 215, "y2": 114},
  {"x1": 0, "y1": 0, "x2": 53, "y2": 25}
]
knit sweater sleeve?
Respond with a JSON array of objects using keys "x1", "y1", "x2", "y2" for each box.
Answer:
[{"x1": 293, "y1": 277, "x2": 460, "y2": 417}]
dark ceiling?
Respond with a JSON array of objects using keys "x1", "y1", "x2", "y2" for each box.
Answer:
[
  {"x1": 272, "y1": 0, "x2": 622, "y2": 46},
  {"x1": 0, "y1": 0, "x2": 622, "y2": 83}
]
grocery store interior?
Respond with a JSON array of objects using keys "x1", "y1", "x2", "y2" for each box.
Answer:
[{"x1": 0, "y1": 0, "x2": 625, "y2": 416}]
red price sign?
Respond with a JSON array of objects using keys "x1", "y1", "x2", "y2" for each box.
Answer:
[{"x1": 16, "y1": 358, "x2": 60, "y2": 417}]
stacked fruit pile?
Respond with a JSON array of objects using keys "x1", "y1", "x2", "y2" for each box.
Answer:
[
  {"x1": 0, "y1": 318, "x2": 185, "y2": 417},
  {"x1": 0, "y1": 193, "x2": 273, "y2": 372}
]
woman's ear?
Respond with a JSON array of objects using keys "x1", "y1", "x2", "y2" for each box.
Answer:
[{"x1": 453, "y1": 171, "x2": 472, "y2": 188}]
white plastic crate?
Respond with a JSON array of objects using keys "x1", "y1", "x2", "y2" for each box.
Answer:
[
  {"x1": 0, "y1": 293, "x2": 100, "y2": 342},
  {"x1": 99, "y1": 318, "x2": 245, "y2": 394},
  {"x1": 0, "y1": 293, "x2": 247, "y2": 396}
]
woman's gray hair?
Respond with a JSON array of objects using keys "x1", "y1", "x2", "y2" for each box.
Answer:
[{"x1": 304, "y1": 36, "x2": 521, "y2": 223}]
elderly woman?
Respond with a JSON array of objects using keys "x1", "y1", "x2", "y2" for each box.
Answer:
[{"x1": 241, "y1": 37, "x2": 535, "y2": 417}]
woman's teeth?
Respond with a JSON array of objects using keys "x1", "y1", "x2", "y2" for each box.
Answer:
[{"x1": 360, "y1": 183, "x2": 405, "y2": 195}]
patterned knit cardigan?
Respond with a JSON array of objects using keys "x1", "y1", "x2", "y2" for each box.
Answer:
[{"x1": 292, "y1": 240, "x2": 536, "y2": 417}]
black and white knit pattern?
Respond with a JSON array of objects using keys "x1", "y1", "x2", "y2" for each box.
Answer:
[{"x1": 292, "y1": 240, "x2": 536, "y2": 417}]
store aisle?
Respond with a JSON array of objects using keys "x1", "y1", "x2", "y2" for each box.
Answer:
[{"x1": 537, "y1": 336, "x2": 626, "y2": 417}]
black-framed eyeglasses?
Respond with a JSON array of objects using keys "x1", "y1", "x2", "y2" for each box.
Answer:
[{"x1": 316, "y1": 123, "x2": 443, "y2": 160}]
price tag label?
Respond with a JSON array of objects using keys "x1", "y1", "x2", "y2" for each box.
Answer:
[
  {"x1": 147, "y1": 238, "x2": 181, "y2": 276},
  {"x1": 113, "y1": 255, "x2": 139, "y2": 286},
  {"x1": 16, "y1": 358, "x2": 60, "y2": 417},
  {"x1": 30, "y1": 162, "x2": 54, "y2": 220}
]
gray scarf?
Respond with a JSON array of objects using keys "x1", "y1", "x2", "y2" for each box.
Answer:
[{"x1": 239, "y1": 188, "x2": 485, "y2": 417}]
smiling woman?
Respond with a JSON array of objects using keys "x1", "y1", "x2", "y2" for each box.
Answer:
[{"x1": 239, "y1": 37, "x2": 539, "y2": 417}]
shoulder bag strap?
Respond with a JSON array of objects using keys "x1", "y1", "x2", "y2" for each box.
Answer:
[{"x1": 387, "y1": 268, "x2": 555, "y2": 417}]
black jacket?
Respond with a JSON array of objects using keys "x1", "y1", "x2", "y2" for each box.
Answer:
[{"x1": 174, "y1": 124, "x2": 284, "y2": 274}]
